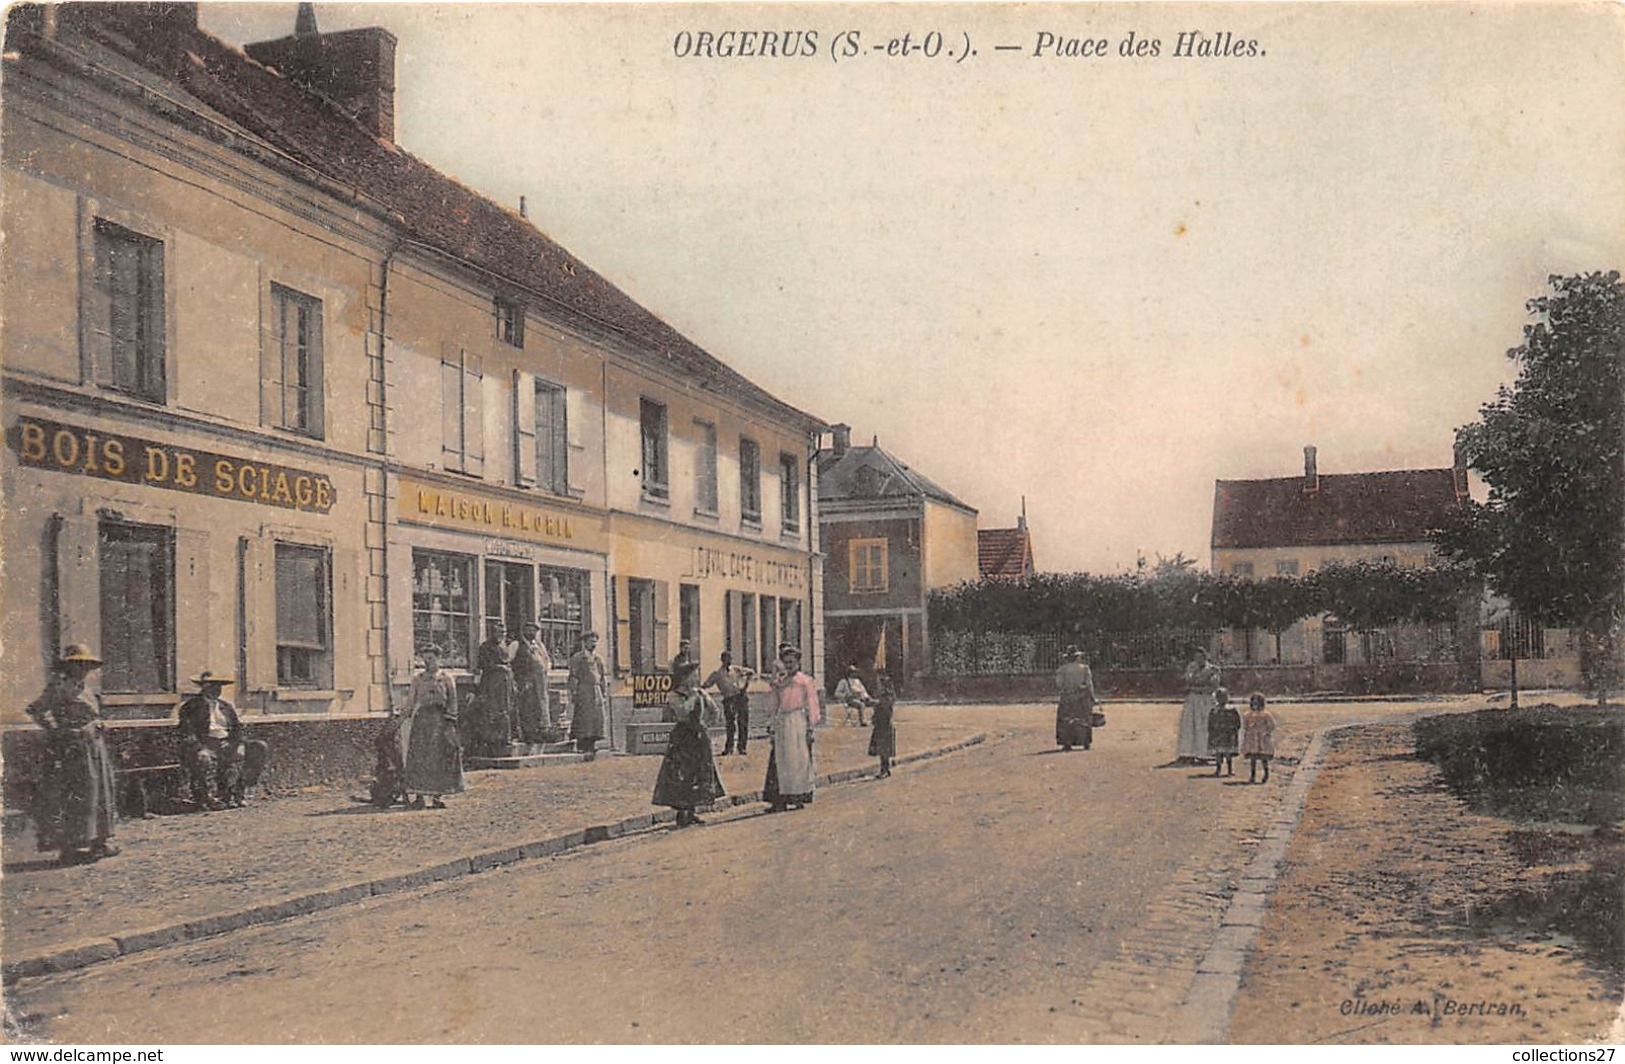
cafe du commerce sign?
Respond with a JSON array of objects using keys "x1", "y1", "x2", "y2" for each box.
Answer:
[{"x1": 7, "y1": 416, "x2": 337, "y2": 514}]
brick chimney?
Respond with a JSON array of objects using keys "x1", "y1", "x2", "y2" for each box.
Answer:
[
  {"x1": 830, "y1": 423, "x2": 851, "y2": 457},
  {"x1": 1452, "y1": 439, "x2": 1470, "y2": 502},
  {"x1": 1303, "y1": 445, "x2": 1320, "y2": 494},
  {"x1": 245, "y1": 4, "x2": 398, "y2": 142}
]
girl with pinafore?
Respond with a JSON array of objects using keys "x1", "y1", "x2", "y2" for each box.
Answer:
[
  {"x1": 1242, "y1": 693, "x2": 1278, "y2": 784},
  {"x1": 1206, "y1": 687, "x2": 1241, "y2": 777}
]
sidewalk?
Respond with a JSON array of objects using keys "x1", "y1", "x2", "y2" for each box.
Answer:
[{"x1": 3, "y1": 712, "x2": 986, "y2": 981}]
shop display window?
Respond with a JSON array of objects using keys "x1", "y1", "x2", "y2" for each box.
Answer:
[
  {"x1": 413, "y1": 549, "x2": 475, "y2": 669},
  {"x1": 537, "y1": 565, "x2": 590, "y2": 661}
]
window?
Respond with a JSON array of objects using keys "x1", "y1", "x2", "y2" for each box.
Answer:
[
  {"x1": 780, "y1": 452, "x2": 800, "y2": 533},
  {"x1": 275, "y1": 544, "x2": 332, "y2": 687},
  {"x1": 1275, "y1": 558, "x2": 1300, "y2": 576},
  {"x1": 779, "y1": 599, "x2": 802, "y2": 652},
  {"x1": 537, "y1": 566, "x2": 590, "y2": 663},
  {"x1": 739, "y1": 437, "x2": 762, "y2": 524},
  {"x1": 850, "y1": 538, "x2": 889, "y2": 593},
  {"x1": 91, "y1": 219, "x2": 165, "y2": 402},
  {"x1": 495, "y1": 297, "x2": 525, "y2": 348},
  {"x1": 412, "y1": 549, "x2": 476, "y2": 669},
  {"x1": 1231, "y1": 562, "x2": 1255, "y2": 577},
  {"x1": 441, "y1": 347, "x2": 485, "y2": 475},
  {"x1": 534, "y1": 380, "x2": 568, "y2": 494},
  {"x1": 98, "y1": 520, "x2": 173, "y2": 694},
  {"x1": 680, "y1": 584, "x2": 700, "y2": 659},
  {"x1": 694, "y1": 420, "x2": 719, "y2": 514},
  {"x1": 265, "y1": 284, "x2": 325, "y2": 437},
  {"x1": 640, "y1": 399, "x2": 668, "y2": 500}
]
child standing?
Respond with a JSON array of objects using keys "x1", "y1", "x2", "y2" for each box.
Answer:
[
  {"x1": 1206, "y1": 687, "x2": 1241, "y2": 777},
  {"x1": 869, "y1": 674, "x2": 897, "y2": 778},
  {"x1": 1243, "y1": 693, "x2": 1278, "y2": 784}
]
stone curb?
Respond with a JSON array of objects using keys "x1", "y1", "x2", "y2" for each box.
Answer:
[
  {"x1": 2, "y1": 731, "x2": 988, "y2": 985},
  {"x1": 1172, "y1": 725, "x2": 1344, "y2": 1042}
]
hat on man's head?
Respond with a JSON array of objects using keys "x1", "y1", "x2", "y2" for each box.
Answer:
[
  {"x1": 58, "y1": 644, "x2": 103, "y2": 667},
  {"x1": 420, "y1": 643, "x2": 445, "y2": 656},
  {"x1": 779, "y1": 644, "x2": 802, "y2": 658},
  {"x1": 521, "y1": 622, "x2": 540, "y2": 633},
  {"x1": 190, "y1": 670, "x2": 235, "y2": 688}
]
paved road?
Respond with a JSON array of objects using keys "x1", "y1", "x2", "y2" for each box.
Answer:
[{"x1": 6, "y1": 700, "x2": 1469, "y2": 1044}]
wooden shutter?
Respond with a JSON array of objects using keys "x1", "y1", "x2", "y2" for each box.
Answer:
[
  {"x1": 513, "y1": 368, "x2": 537, "y2": 487},
  {"x1": 464, "y1": 353, "x2": 485, "y2": 477},
  {"x1": 55, "y1": 514, "x2": 102, "y2": 655},
  {"x1": 241, "y1": 535, "x2": 278, "y2": 693},
  {"x1": 260, "y1": 286, "x2": 282, "y2": 426},
  {"x1": 652, "y1": 580, "x2": 670, "y2": 669},
  {"x1": 138, "y1": 238, "x2": 166, "y2": 401},
  {"x1": 172, "y1": 528, "x2": 210, "y2": 696},
  {"x1": 88, "y1": 226, "x2": 113, "y2": 388},
  {"x1": 612, "y1": 574, "x2": 631, "y2": 673},
  {"x1": 306, "y1": 298, "x2": 325, "y2": 439},
  {"x1": 440, "y1": 344, "x2": 463, "y2": 471},
  {"x1": 332, "y1": 546, "x2": 364, "y2": 699},
  {"x1": 564, "y1": 384, "x2": 585, "y2": 493}
]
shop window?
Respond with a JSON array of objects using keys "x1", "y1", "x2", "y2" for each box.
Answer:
[
  {"x1": 740, "y1": 437, "x2": 762, "y2": 524},
  {"x1": 266, "y1": 284, "x2": 325, "y2": 438},
  {"x1": 90, "y1": 218, "x2": 166, "y2": 403},
  {"x1": 495, "y1": 297, "x2": 525, "y2": 348},
  {"x1": 780, "y1": 452, "x2": 800, "y2": 534},
  {"x1": 640, "y1": 398, "x2": 668, "y2": 501},
  {"x1": 759, "y1": 594, "x2": 778, "y2": 673},
  {"x1": 694, "y1": 420, "x2": 719, "y2": 514},
  {"x1": 441, "y1": 347, "x2": 485, "y2": 476},
  {"x1": 534, "y1": 380, "x2": 568, "y2": 495},
  {"x1": 275, "y1": 543, "x2": 332, "y2": 688},
  {"x1": 779, "y1": 599, "x2": 802, "y2": 653},
  {"x1": 412, "y1": 549, "x2": 475, "y2": 669},
  {"x1": 628, "y1": 578, "x2": 656, "y2": 672},
  {"x1": 98, "y1": 520, "x2": 174, "y2": 694},
  {"x1": 484, "y1": 560, "x2": 535, "y2": 639},
  {"x1": 680, "y1": 583, "x2": 700, "y2": 658},
  {"x1": 537, "y1": 566, "x2": 590, "y2": 662},
  {"x1": 849, "y1": 538, "x2": 889, "y2": 593}
]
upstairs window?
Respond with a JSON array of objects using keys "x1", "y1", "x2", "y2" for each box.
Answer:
[
  {"x1": 1275, "y1": 558, "x2": 1300, "y2": 576},
  {"x1": 534, "y1": 379, "x2": 568, "y2": 495},
  {"x1": 850, "y1": 538, "x2": 889, "y2": 593},
  {"x1": 640, "y1": 398, "x2": 669, "y2": 500},
  {"x1": 1231, "y1": 562, "x2": 1255, "y2": 578},
  {"x1": 91, "y1": 219, "x2": 166, "y2": 403},
  {"x1": 265, "y1": 284, "x2": 325, "y2": 438},
  {"x1": 496, "y1": 297, "x2": 525, "y2": 348},
  {"x1": 739, "y1": 437, "x2": 761, "y2": 524},
  {"x1": 779, "y1": 452, "x2": 800, "y2": 533}
]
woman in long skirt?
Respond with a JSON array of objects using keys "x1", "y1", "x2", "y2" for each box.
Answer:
[
  {"x1": 568, "y1": 633, "x2": 608, "y2": 757},
  {"x1": 652, "y1": 663, "x2": 724, "y2": 827},
  {"x1": 26, "y1": 645, "x2": 118, "y2": 864},
  {"x1": 1175, "y1": 649, "x2": 1222, "y2": 762},
  {"x1": 403, "y1": 646, "x2": 465, "y2": 809},
  {"x1": 764, "y1": 646, "x2": 821, "y2": 811},
  {"x1": 1054, "y1": 647, "x2": 1098, "y2": 752}
]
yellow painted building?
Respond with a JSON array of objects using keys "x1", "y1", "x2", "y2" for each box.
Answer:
[{"x1": 1, "y1": 5, "x2": 824, "y2": 745}]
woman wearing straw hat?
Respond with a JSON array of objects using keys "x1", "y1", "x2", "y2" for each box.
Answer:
[
  {"x1": 24, "y1": 645, "x2": 118, "y2": 863},
  {"x1": 402, "y1": 644, "x2": 465, "y2": 809}
]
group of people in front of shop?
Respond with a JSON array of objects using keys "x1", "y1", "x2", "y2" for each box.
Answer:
[{"x1": 1050, "y1": 645, "x2": 1278, "y2": 782}]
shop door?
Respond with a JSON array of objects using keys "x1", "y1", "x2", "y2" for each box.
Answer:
[
  {"x1": 484, "y1": 560, "x2": 535, "y2": 639},
  {"x1": 628, "y1": 578, "x2": 656, "y2": 673}
]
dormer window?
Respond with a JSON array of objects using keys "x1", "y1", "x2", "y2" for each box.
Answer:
[
  {"x1": 856, "y1": 465, "x2": 880, "y2": 497},
  {"x1": 495, "y1": 297, "x2": 525, "y2": 348}
]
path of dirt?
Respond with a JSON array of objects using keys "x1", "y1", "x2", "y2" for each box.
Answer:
[{"x1": 1229, "y1": 721, "x2": 1622, "y2": 1044}]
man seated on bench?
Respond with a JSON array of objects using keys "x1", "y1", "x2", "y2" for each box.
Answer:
[
  {"x1": 833, "y1": 664, "x2": 877, "y2": 727},
  {"x1": 177, "y1": 671, "x2": 270, "y2": 810}
]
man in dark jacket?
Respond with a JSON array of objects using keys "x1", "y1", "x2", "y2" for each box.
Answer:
[{"x1": 177, "y1": 671, "x2": 270, "y2": 809}]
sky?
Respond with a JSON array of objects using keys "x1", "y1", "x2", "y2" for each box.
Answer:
[{"x1": 202, "y1": 2, "x2": 1625, "y2": 574}]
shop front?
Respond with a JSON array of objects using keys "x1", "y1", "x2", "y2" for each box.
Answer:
[{"x1": 387, "y1": 473, "x2": 610, "y2": 718}]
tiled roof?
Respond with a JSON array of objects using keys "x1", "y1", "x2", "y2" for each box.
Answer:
[
  {"x1": 816, "y1": 444, "x2": 974, "y2": 512},
  {"x1": 21, "y1": 4, "x2": 822, "y2": 430},
  {"x1": 978, "y1": 528, "x2": 1033, "y2": 579},
  {"x1": 1211, "y1": 468, "x2": 1463, "y2": 550}
]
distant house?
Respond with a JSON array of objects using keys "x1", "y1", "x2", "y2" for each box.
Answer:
[
  {"x1": 817, "y1": 426, "x2": 979, "y2": 691},
  {"x1": 978, "y1": 515, "x2": 1036, "y2": 581},
  {"x1": 1210, "y1": 446, "x2": 1471, "y2": 668}
]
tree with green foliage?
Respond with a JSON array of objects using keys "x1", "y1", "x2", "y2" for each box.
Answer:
[{"x1": 1438, "y1": 271, "x2": 1625, "y2": 702}]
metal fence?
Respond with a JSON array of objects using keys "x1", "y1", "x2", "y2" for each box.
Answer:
[{"x1": 934, "y1": 629, "x2": 1223, "y2": 676}]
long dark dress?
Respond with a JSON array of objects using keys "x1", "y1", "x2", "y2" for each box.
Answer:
[
  {"x1": 1054, "y1": 660, "x2": 1097, "y2": 749},
  {"x1": 1207, "y1": 704, "x2": 1242, "y2": 756},
  {"x1": 26, "y1": 683, "x2": 117, "y2": 855},
  {"x1": 652, "y1": 690, "x2": 723, "y2": 811},
  {"x1": 511, "y1": 638, "x2": 553, "y2": 743},
  {"x1": 404, "y1": 670, "x2": 465, "y2": 796},
  {"x1": 475, "y1": 638, "x2": 517, "y2": 754},
  {"x1": 868, "y1": 695, "x2": 896, "y2": 758}
]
